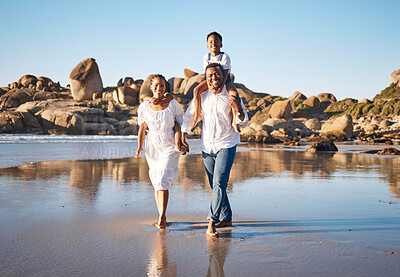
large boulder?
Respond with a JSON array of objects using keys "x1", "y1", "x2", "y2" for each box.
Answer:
[
  {"x1": 69, "y1": 58, "x2": 103, "y2": 101},
  {"x1": 302, "y1": 96, "x2": 321, "y2": 110},
  {"x1": 182, "y1": 74, "x2": 205, "y2": 98},
  {"x1": 184, "y1": 68, "x2": 198, "y2": 78},
  {"x1": 38, "y1": 109, "x2": 85, "y2": 135},
  {"x1": 117, "y1": 86, "x2": 139, "y2": 106},
  {"x1": 306, "y1": 140, "x2": 338, "y2": 153},
  {"x1": 168, "y1": 77, "x2": 184, "y2": 93},
  {"x1": 33, "y1": 90, "x2": 57, "y2": 101},
  {"x1": 391, "y1": 69, "x2": 400, "y2": 86},
  {"x1": 139, "y1": 74, "x2": 156, "y2": 103},
  {"x1": 267, "y1": 100, "x2": 292, "y2": 119},
  {"x1": 0, "y1": 111, "x2": 42, "y2": 133},
  {"x1": 317, "y1": 93, "x2": 337, "y2": 103},
  {"x1": 262, "y1": 118, "x2": 288, "y2": 131},
  {"x1": 320, "y1": 114, "x2": 353, "y2": 138},
  {"x1": 288, "y1": 91, "x2": 307, "y2": 101},
  {"x1": 0, "y1": 88, "x2": 36, "y2": 110},
  {"x1": 18, "y1": 75, "x2": 38, "y2": 88},
  {"x1": 304, "y1": 118, "x2": 322, "y2": 131}
]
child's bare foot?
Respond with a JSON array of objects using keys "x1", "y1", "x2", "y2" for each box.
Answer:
[
  {"x1": 206, "y1": 220, "x2": 219, "y2": 238},
  {"x1": 232, "y1": 121, "x2": 240, "y2": 133},
  {"x1": 191, "y1": 114, "x2": 201, "y2": 130}
]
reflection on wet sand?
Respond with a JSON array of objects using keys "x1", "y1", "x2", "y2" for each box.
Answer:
[
  {"x1": 0, "y1": 150, "x2": 399, "y2": 201},
  {"x1": 206, "y1": 231, "x2": 232, "y2": 277},
  {"x1": 147, "y1": 231, "x2": 177, "y2": 277}
]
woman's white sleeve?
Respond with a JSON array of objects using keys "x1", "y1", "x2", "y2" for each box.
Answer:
[
  {"x1": 137, "y1": 103, "x2": 145, "y2": 126},
  {"x1": 173, "y1": 100, "x2": 184, "y2": 125}
]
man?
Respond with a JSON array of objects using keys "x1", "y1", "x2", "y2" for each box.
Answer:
[{"x1": 181, "y1": 63, "x2": 248, "y2": 237}]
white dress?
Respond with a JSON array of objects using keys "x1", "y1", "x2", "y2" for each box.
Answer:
[{"x1": 137, "y1": 99, "x2": 183, "y2": 191}]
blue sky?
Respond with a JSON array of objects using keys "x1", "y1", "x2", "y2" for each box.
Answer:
[{"x1": 1, "y1": 0, "x2": 399, "y2": 100}]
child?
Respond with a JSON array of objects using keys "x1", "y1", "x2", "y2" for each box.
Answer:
[
  {"x1": 134, "y1": 74, "x2": 185, "y2": 229},
  {"x1": 191, "y1": 31, "x2": 240, "y2": 132}
]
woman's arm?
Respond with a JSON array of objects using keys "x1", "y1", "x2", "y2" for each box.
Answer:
[{"x1": 134, "y1": 122, "x2": 148, "y2": 158}]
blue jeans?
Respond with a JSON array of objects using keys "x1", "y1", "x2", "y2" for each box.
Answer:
[{"x1": 202, "y1": 146, "x2": 236, "y2": 223}]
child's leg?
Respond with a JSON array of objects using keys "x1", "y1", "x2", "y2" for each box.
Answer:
[
  {"x1": 155, "y1": 190, "x2": 169, "y2": 229},
  {"x1": 226, "y1": 83, "x2": 240, "y2": 132},
  {"x1": 191, "y1": 80, "x2": 208, "y2": 129}
]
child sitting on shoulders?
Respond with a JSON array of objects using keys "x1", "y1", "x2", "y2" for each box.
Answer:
[{"x1": 191, "y1": 31, "x2": 240, "y2": 132}]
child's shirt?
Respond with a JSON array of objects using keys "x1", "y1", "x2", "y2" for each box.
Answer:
[{"x1": 203, "y1": 52, "x2": 231, "y2": 73}]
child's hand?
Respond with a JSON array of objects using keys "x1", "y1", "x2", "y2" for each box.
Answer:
[
  {"x1": 134, "y1": 147, "x2": 143, "y2": 158},
  {"x1": 151, "y1": 97, "x2": 161, "y2": 105}
]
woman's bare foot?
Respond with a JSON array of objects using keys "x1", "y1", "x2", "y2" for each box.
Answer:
[
  {"x1": 156, "y1": 216, "x2": 167, "y2": 229},
  {"x1": 206, "y1": 220, "x2": 219, "y2": 238},
  {"x1": 215, "y1": 221, "x2": 232, "y2": 228}
]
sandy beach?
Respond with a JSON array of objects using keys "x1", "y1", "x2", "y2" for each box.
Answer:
[{"x1": 1, "y1": 138, "x2": 400, "y2": 276}]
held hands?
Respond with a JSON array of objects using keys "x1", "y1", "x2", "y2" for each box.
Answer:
[{"x1": 180, "y1": 133, "x2": 190, "y2": 155}]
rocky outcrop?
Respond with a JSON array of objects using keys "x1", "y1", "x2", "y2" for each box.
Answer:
[
  {"x1": 306, "y1": 140, "x2": 338, "y2": 153},
  {"x1": 69, "y1": 58, "x2": 103, "y2": 101},
  {"x1": 365, "y1": 147, "x2": 400, "y2": 155},
  {"x1": 115, "y1": 86, "x2": 139, "y2": 106},
  {"x1": 268, "y1": 100, "x2": 292, "y2": 119},
  {"x1": 235, "y1": 83, "x2": 255, "y2": 102},
  {"x1": 391, "y1": 69, "x2": 400, "y2": 86},
  {"x1": 0, "y1": 111, "x2": 42, "y2": 133},
  {"x1": 18, "y1": 75, "x2": 38, "y2": 88},
  {"x1": 302, "y1": 96, "x2": 321, "y2": 110},
  {"x1": 0, "y1": 88, "x2": 36, "y2": 110},
  {"x1": 139, "y1": 74, "x2": 156, "y2": 103},
  {"x1": 181, "y1": 74, "x2": 205, "y2": 98},
  {"x1": 168, "y1": 77, "x2": 184, "y2": 93},
  {"x1": 10, "y1": 99, "x2": 139, "y2": 135},
  {"x1": 184, "y1": 68, "x2": 198, "y2": 78},
  {"x1": 317, "y1": 93, "x2": 337, "y2": 103},
  {"x1": 288, "y1": 91, "x2": 307, "y2": 101},
  {"x1": 320, "y1": 114, "x2": 353, "y2": 138},
  {"x1": 304, "y1": 118, "x2": 322, "y2": 131}
]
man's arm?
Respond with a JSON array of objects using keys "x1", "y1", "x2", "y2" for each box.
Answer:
[{"x1": 181, "y1": 100, "x2": 195, "y2": 135}]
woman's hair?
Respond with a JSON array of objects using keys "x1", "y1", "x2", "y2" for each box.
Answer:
[{"x1": 150, "y1": 74, "x2": 171, "y2": 93}]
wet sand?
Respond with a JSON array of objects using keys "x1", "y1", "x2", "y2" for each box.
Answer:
[{"x1": 1, "y1": 145, "x2": 400, "y2": 276}]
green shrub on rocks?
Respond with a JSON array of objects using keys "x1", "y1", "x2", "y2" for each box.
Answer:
[{"x1": 373, "y1": 83, "x2": 400, "y2": 102}]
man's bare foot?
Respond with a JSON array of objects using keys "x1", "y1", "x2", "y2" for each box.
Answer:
[
  {"x1": 215, "y1": 221, "x2": 232, "y2": 228},
  {"x1": 206, "y1": 220, "x2": 219, "y2": 238}
]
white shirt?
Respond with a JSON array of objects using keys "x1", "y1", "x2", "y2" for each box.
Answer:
[
  {"x1": 182, "y1": 86, "x2": 248, "y2": 154},
  {"x1": 203, "y1": 52, "x2": 231, "y2": 73}
]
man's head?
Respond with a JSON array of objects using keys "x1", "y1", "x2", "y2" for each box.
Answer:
[
  {"x1": 207, "y1": 32, "x2": 223, "y2": 55},
  {"x1": 205, "y1": 63, "x2": 224, "y2": 93}
]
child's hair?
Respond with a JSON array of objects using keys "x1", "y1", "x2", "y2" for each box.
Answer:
[
  {"x1": 205, "y1": 62, "x2": 224, "y2": 74},
  {"x1": 150, "y1": 74, "x2": 171, "y2": 93},
  {"x1": 207, "y1": 31, "x2": 222, "y2": 42}
]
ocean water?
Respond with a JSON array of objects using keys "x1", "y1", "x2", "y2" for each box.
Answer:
[{"x1": 0, "y1": 135, "x2": 399, "y2": 276}]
